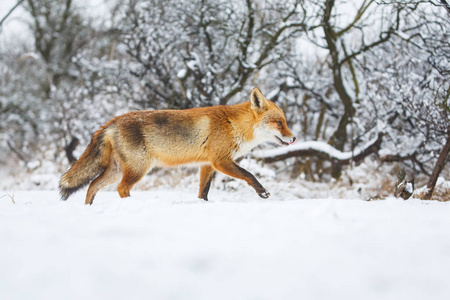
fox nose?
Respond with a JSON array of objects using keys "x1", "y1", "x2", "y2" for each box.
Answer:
[{"x1": 289, "y1": 137, "x2": 297, "y2": 145}]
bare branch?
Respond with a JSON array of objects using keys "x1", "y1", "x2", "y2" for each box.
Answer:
[
  {"x1": 439, "y1": 0, "x2": 450, "y2": 14},
  {"x1": 0, "y1": 0, "x2": 25, "y2": 31},
  {"x1": 336, "y1": 0, "x2": 374, "y2": 37},
  {"x1": 255, "y1": 132, "x2": 384, "y2": 165}
]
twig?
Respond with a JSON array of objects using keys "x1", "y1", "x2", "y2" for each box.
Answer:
[
  {"x1": 0, "y1": 194, "x2": 16, "y2": 204},
  {"x1": 0, "y1": 0, "x2": 25, "y2": 31}
]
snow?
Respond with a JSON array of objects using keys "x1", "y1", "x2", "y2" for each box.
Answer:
[
  {"x1": 254, "y1": 140, "x2": 349, "y2": 160},
  {"x1": 1, "y1": 0, "x2": 449, "y2": 297},
  {"x1": 405, "y1": 182, "x2": 413, "y2": 193},
  {"x1": 254, "y1": 133, "x2": 383, "y2": 161},
  {"x1": 1, "y1": 189, "x2": 450, "y2": 300},
  {"x1": 266, "y1": 86, "x2": 280, "y2": 101},
  {"x1": 177, "y1": 68, "x2": 187, "y2": 79},
  {"x1": 18, "y1": 52, "x2": 41, "y2": 61}
]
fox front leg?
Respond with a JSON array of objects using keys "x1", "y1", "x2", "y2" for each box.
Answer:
[
  {"x1": 198, "y1": 165, "x2": 215, "y2": 201},
  {"x1": 212, "y1": 160, "x2": 270, "y2": 199}
]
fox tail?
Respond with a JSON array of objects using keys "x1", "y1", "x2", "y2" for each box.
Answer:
[{"x1": 59, "y1": 129, "x2": 110, "y2": 200}]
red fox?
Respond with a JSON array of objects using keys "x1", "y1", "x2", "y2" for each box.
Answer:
[{"x1": 59, "y1": 88, "x2": 296, "y2": 204}]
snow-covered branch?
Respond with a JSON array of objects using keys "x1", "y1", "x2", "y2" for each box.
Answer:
[{"x1": 253, "y1": 133, "x2": 384, "y2": 164}]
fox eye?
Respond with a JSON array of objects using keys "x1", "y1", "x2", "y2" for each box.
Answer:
[{"x1": 276, "y1": 121, "x2": 283, "y2": 127}]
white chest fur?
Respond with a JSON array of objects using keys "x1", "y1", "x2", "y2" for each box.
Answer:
[
  {"x1": 232, "y1": 125, "x2": 273, "y2": 159},
  {"x1": 233, "y1": 138, "x2": 261, "y2": 159}
]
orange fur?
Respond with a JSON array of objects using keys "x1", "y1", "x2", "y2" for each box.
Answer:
[{"x1": 59, "y1": 88, "x2": 296, "y2": 204}]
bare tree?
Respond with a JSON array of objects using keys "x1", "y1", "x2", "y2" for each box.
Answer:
[{"x1": 120, "y1": 0, "x2": 307, "y2": 109}]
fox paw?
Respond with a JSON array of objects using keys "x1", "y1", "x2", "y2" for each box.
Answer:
[{"x1": 258, "y1": 190, "x2": 270, "y2": 199}]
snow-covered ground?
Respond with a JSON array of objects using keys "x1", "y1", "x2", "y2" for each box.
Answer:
[{"x1": 1, "y1": 188, "x2": 449, "y2": 300}]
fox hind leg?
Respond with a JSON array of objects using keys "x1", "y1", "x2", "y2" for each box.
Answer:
[
  {"x1": 117, "y1": 159, "x2": 155, "y2": 198},
  {"x1": 85, "y1": 155, "x2": 122, "y2": 205}
]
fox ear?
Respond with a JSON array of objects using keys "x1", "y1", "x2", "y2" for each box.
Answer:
[{"x1": 250, "y1": 87, "x2": 269, "y2": 113}]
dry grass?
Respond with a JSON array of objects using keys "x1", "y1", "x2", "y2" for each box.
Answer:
[
  {"x1": 0, "y1": 194, "x2": 15, "y2": 204},
  {"x1": 134, "y1": 166, "x2": 199, "y2": 190},
  {"x1": 413, "y1": 185, "x2": 450, "y2": 202}
]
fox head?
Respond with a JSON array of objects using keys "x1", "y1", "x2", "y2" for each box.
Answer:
[{"x1": 250, "y1": 87, "x2": 297, "y2": 146}]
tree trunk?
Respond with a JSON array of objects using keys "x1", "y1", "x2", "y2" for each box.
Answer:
[
  {"x1": 322, "y1": 0, "x2": 355, "y2": 178},
  {"x1": 422, "y1": 132, "x2": 450, "y2": 200}
]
